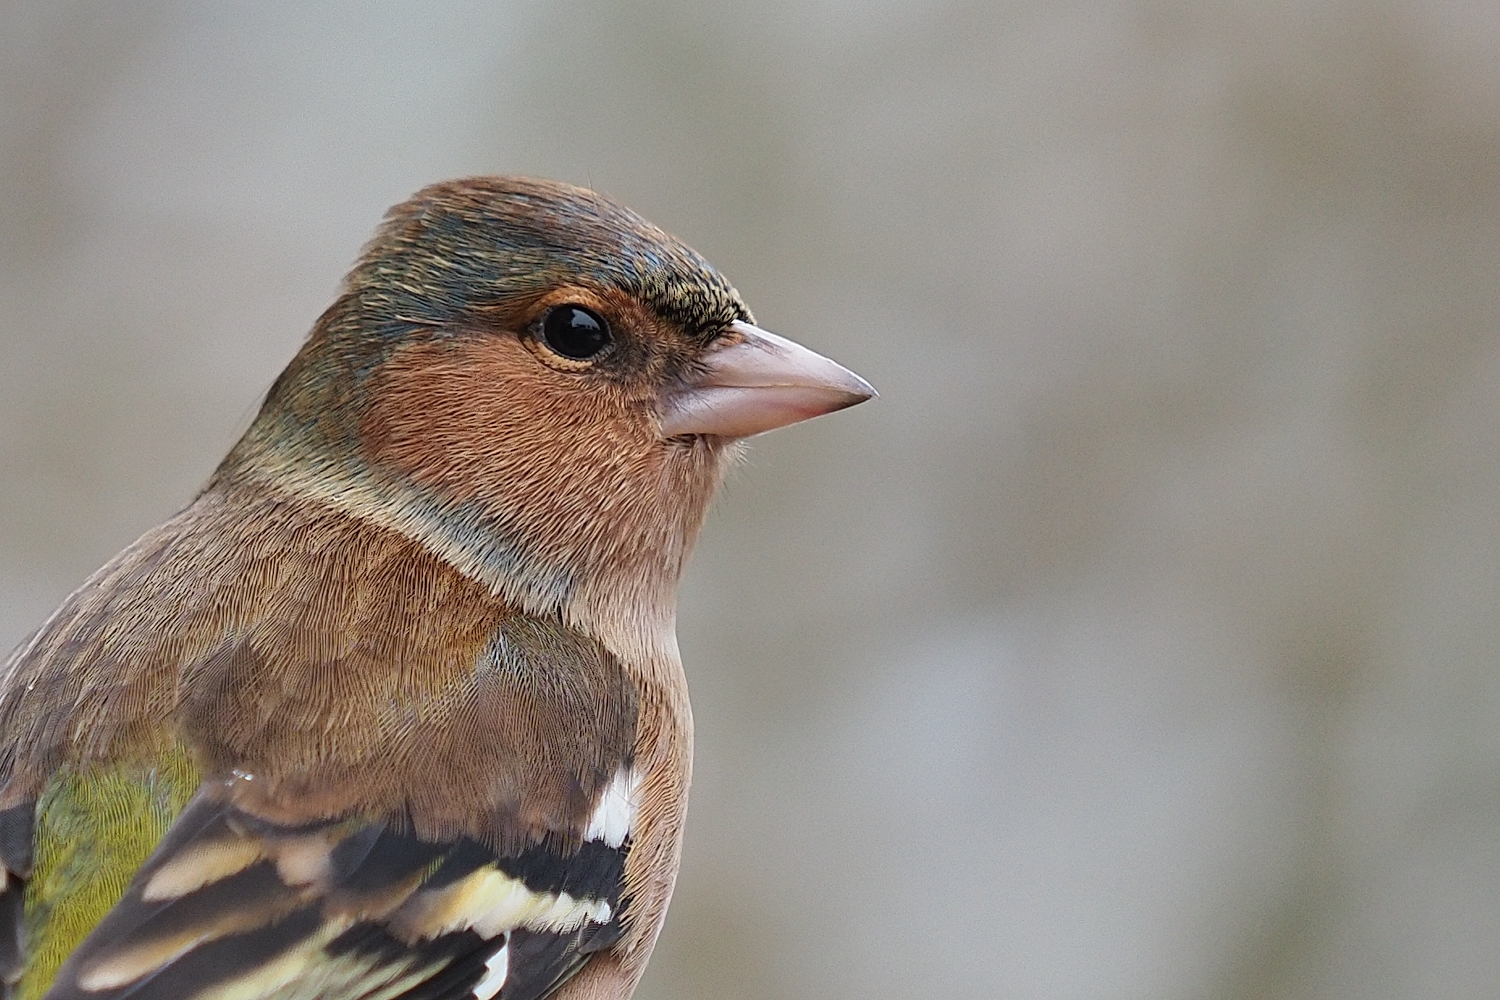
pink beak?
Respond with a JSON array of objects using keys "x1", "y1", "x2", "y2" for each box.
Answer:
[{"x1": 659, "y1": 321, "x2": 876, "y2": 439}]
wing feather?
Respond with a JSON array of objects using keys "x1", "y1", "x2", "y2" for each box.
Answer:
[
  {"x1": 41, "y1": 784, "x2": 629, "y2": 1000},
  {"x1": 0, "y1": 801, "x2": 34, "y2": 996}
]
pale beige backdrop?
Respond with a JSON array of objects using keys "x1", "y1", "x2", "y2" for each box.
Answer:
[{"x1": 5, "y1": 2, "x2": 1500, "y2": 998}]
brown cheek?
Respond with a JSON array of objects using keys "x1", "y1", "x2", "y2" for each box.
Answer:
[{"x1": 359, "y1": 336, "x2": 651, "y2": 511}]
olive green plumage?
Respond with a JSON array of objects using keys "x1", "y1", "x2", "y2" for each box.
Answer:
[{"x1": 20, "y1": 747, "x2": 198, "y2": 1000}]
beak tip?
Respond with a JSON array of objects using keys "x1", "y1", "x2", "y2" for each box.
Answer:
[{"x1": 838, "y1": 372, "x2": 877, "y2": 407}]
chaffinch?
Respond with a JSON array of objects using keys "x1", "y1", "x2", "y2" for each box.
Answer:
[{"x1": 0, "y1": 177, "x2": 873, "y2": 1000}]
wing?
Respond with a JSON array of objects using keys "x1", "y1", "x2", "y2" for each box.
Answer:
[
  {"x1": 40, "y1": 766, "x2": 638, "y2": 1000},
  {"x1": 0, "y1": 802, "x2": 31, "y2": 996},
  {"x1": 0, "y1": 494, "x2": 646, "y2": 1000}
]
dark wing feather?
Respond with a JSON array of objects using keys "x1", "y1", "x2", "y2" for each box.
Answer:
[
  {"x1": 41, "y1": 787, "x2": 628, "y2": 1000},
  {"x1": 500, "y1": 923, "x2": 622, "y2": 1000},
  {"x1": 0, "y1": 802, "x2": 33, "y2": 998}
]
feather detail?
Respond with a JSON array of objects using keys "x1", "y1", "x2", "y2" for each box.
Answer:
[
  {"x1": 0, "y1": 801, "x2": 35, "y2": 995},
  {"x1": 0, "y1": 486, "x2": 645, "y2": 999},
  {"x1": 43, "y1": 788, "x2": 625, "y2": 1000},
  {"x1": 0, "y1": 485, "x2": 637, "y2": 852},
  {"x1": 16, "y1": 748, "x2": 199, "y2": 1000},
  {"x1": 583, "y1": 769, "x2": 639, "y2": 850}
]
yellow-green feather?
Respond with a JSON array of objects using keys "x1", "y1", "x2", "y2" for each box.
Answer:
[{"x1": 19, "y1": 745, "x2": 200, "y2": 1000}]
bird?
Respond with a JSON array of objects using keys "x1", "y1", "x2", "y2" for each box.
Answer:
[{"x1": 0, "y1": 176, "x2": 873, "y2": 1000}]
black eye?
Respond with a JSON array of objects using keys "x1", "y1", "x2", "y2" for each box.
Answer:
[{"x1": 541, "y1": 305, "x2": 611, "y2": 360}]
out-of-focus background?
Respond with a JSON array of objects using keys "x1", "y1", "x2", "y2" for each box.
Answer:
[{"x1": 4, "y1": 2, "x2": 1500, "y2": 997}]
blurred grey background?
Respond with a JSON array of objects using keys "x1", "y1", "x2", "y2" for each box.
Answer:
[{"x1": 4, "y1": 2, "x2": 1500, "y2": 997}]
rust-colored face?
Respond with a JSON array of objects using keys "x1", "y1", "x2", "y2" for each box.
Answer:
[{"x1": 358, "y1": 283, "x2": 735, "y2": 618}]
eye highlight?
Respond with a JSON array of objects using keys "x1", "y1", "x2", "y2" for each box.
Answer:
[{"x1": 541, "y1": 305, "x2": 612, "y2": 361}]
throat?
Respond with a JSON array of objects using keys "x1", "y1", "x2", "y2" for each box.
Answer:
[{"x1": 221, "y1": 450, "x2": 699, "y2": 665}]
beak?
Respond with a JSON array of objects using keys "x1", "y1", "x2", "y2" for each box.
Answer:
[{"x1": 659, "y1": 321, "x2": 877, "y2": 438}]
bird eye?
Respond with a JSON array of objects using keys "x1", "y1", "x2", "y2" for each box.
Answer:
[{"x1": 541, "y1": 305, "x2": 611, "y2": 360}]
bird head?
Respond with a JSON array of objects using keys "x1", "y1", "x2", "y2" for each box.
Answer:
[{"x1": 217, "y1": 177, "x2": 873, "y2": 650}]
